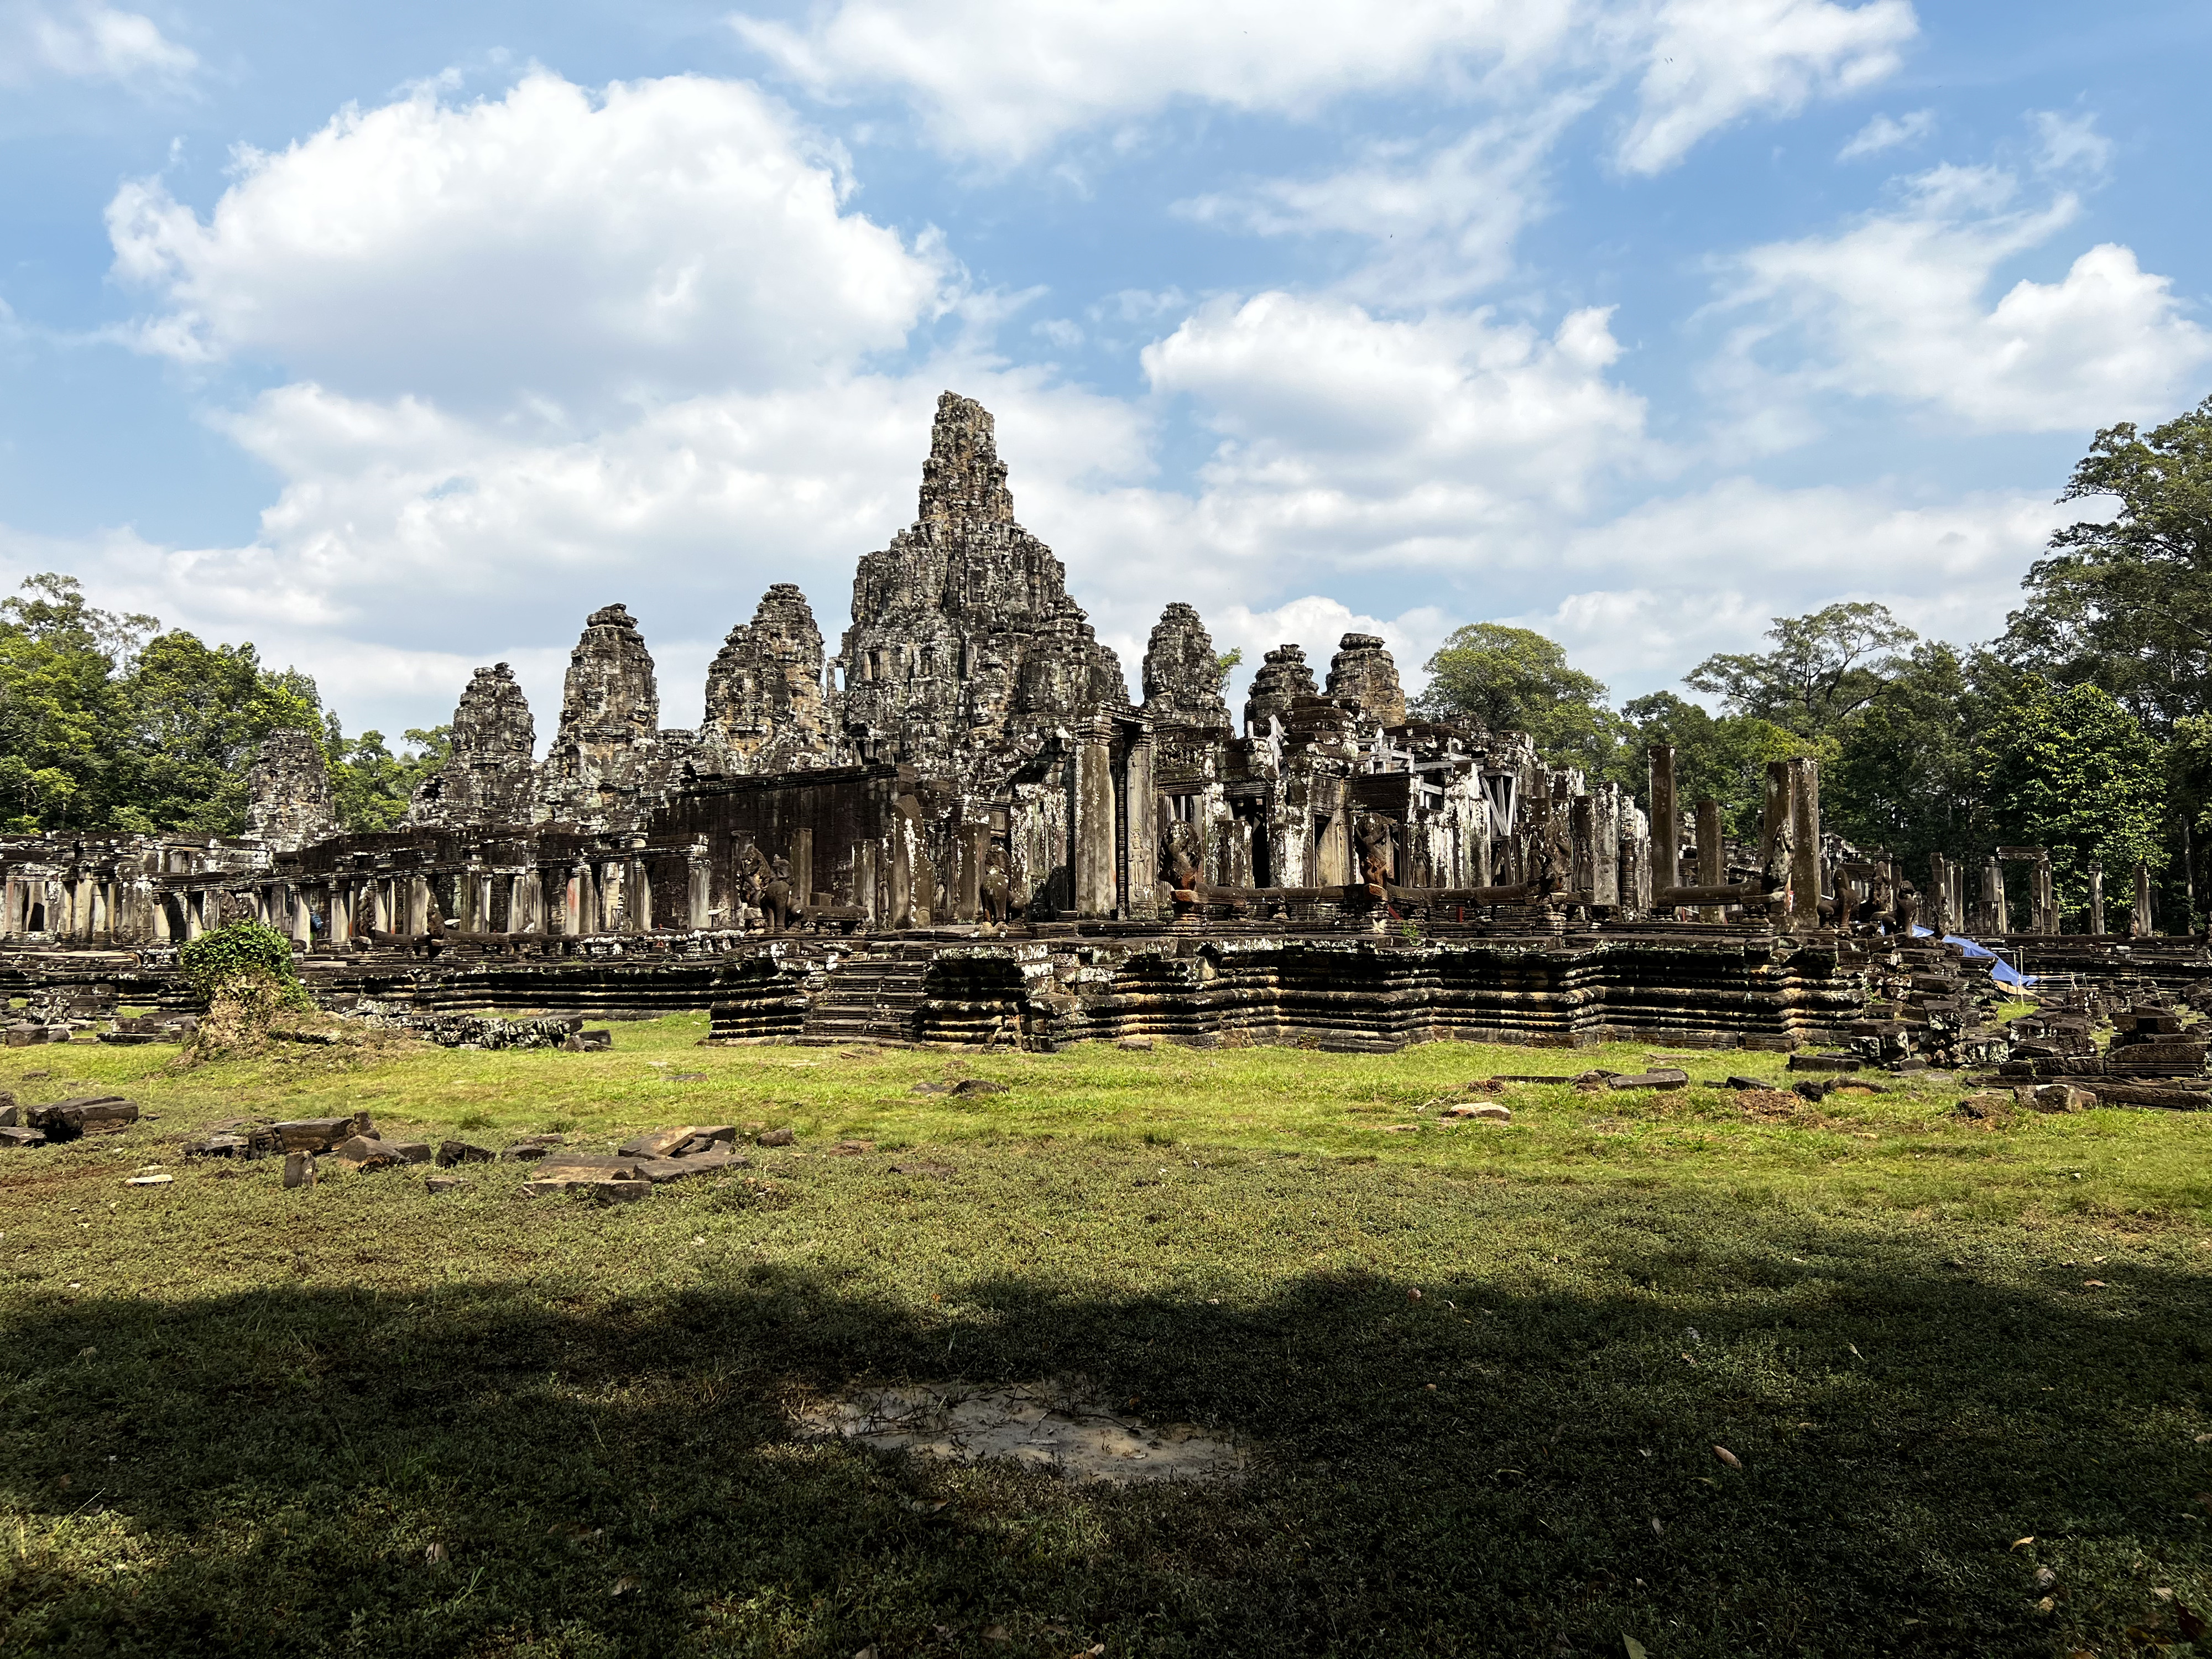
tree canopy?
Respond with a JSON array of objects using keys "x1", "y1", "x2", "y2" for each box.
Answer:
[
  {"x1": 1684, "y1": 602, "x2": 1917, "y2": 739},
  {"x1": 1415, "y1": 623, "x2": 1628, "y2": 779}
]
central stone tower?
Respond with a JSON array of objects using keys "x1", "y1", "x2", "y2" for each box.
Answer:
[{"x1": 838, "y1": 392, "x2": 1128, "y2": 788}]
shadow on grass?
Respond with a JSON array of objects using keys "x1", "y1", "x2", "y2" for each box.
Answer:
[{"x1": 3, "y1": 1199, "x2": 2209, "y2": 1659}]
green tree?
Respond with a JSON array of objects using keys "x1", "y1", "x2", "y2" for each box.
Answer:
[
  {"x1": 2006, "y1": 396, "x2": 2212, "y2": 732},
  {"x1": 1974, "y1": 678, "x2": 2166, "y2": 925},
  {"x1": 1826, "y1": 643, "x2": 1995, "y2": 873},
  {"x1": 1416, "y1": 624, "x2": 1629, "y2": 779},
  {"x1": 1684, "y1": 602, "x2": 1917, "y2": 740},
  {"x1": 326, "y1": 722, "x2": 451, "y2": 832},
  {"x1": 108, "y1": 631, "x2": 325, "y2": 834},
  {"x1": 1617, "y1": 691, "x2": 1808, "y2": 837},
  {"x1": 1213, "y1": 648, "x2": 1243, "y2": 695},
  {"x1": 0, "y1": 574, "x2": 156, "y2": 830}
]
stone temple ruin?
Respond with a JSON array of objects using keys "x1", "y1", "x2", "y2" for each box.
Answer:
[{"x1": 2, "y1": 392, "x2": 2208, "y2": 1074}]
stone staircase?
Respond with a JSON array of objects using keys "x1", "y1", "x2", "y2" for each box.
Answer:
[{"x1": 796, "y1": 942, "x2": 937, "y2": 1045}]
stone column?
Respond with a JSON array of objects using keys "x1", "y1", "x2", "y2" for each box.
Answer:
[
  {"x1": 476, "y1": 872, "x2": 494, "y2": 934},
  {"x1": 408, "y1": 876, "x2": 431, "y2": 936},
  {"x1": 1072, "y1": 719, "x2": 1118, "y2": 918},
  {"x1": 2033, "y1": 858, "x2": 2057, "y2": 935},
  {"x1": 2132, "y1": 861, "x2": 2153, "y2": 937},
  {"x1": 152, "y1": 890, "x2": 170, "y2": 943},
  {"x1": 290, "y1": 884, "x2": 312, "y2": 948},
  {"x1": 184, "y1": 889, "x2": 204, "y2": 940},
  {"x1": 1590, "y1": 786, "x2": 1620, "y2": 906},
  {"x1": 372, "y1": 880, "x2": 392, "y2": 935},
  {"x1": 628, "y1": 858, "x2": 652, "y2": 933},
  {"x1": 1648, "y1": 743, "x2": 1678, "y2": 911},
  {"x1": 1696, "y1": 798, "x2": 1724, "y2": 922},
  {"x1": 565, "y1": 865, "x2": 587, "y2": 936},
  {"x1": 1569, "y1": 795, "x2": 1596, "y2": 900},
  {"x1": 687, "y1": 853, "x2": 712, "y2": 931},
  {"x1": 1124, "y1": 727, "x2": 1157, "y2": 919},
  {"x1": 1926, "y1": 854, "x2": 1948, "y2": 935},
  {"x1": 330, "y1": 881, "x2": 352, "y2": 946},
  {"x1": 792, "y1": 828, "x2": 814, "y2": 911},
  {"x1": 90, "y1": 882, "x2": 109, "y2": 940},
  {"x1": 1983, "y1": 857, "x2": 2007, "y2": 935},
  {"x1": 2088, "y1": 862, "x2": 2105, "y2": 936},
  {"x1": 1787, "y1": 757, "x2": 1820, "y2": 930}
]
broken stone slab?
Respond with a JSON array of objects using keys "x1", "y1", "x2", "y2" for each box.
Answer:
[
  {"x1": 181, "y1": 1133, "x2": 251, "y2": 1159},
  {"x1": 331, "y1": 1135, "x2": 405, "y2": 1171},
  {"x1": 424, "y1": 1174, "x2": 470, "y2": 1194},
  {"x1": 388, "y1": 1141, "x2": 433, "y2": 1164},
  {"x1": 559, "y1": 1029, "x2": 614, "y2": 1052},
  {"x1": 953, "y1": 1079, "x2": 1009, "y2": 1096},
  {"x1": 518, "y1": 1168, "x2": 649, "y2": 1202},
  {"x1": 757, "y1": 1127, "x2": 795, "y2": 1146},
  {"x1": 1786, "y1": 1055, "x2": 1863, "y2": 1073},
  {"x1": 270, "y1": 1114, "x2": 373, "y2": 1154},
  {"x1": 617, "y1": 1124, "x2": 738, "y2": 1159},
  {"x1": 26, "y1": 1097, "x2": 139, "y2": 1140},
  {"x1": 0, "y1": 1125, "x2": 48, "y2": 1148},
  {"x1": 2030, "y1": 1084, "x2": 2096, "y2": 1114},
  {"x1": 632, "y1": 1147, "x2": 750, "y2": 1183},
  {"x1": 435, "y1": 1139, "x2": 494, "y2": 1167},
  {"x1": 1723, "y1": 1074, "x2": 1768, "y2": 1092},
  {"x1": 283, "y1": 1151, "x2": 317, "y2": 1188},
  {"x1": 499, "y1": 1134, "x2": 567, "y2": 1161},
  {"x1": 1605, "y1": 1070, "x2": 1689, "y2": 1092},
  {"x1": 1440, "y1": 1103, "x2": 1512, "y2": 1122},
  {"x1": 124, "y1": 1172, "x2": 173, "y2": 1186},
  {"x1": 1955, "y1": 1092, "x2": 2013, "y2": 1120},
  {"x1": 530, "y1": 1153, "x2": 645, "y2": 1180},
  {"x1": 1115, "y1": 1036, "x2": 1156, "y2": 1051},
  {"x1": 0, "y1": 1098, "x2": 18, "y2": 1125}
]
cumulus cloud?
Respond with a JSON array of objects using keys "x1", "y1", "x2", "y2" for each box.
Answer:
[
  {"x1": 107, "y1": 71, "x2": 951, "y2": 411},
  {"x1": 1838, "y1": 107, "x2": 1932, "y2": 160},
  {"x1": 1618, "y1": 0, "x2": 1916, "y2": 174},
  {"x1": 0, "y1": 1, "x2": 195, "y2": 90},
  {"x1": 732, "y1": 0, "x2": 1580, "y2": 163},
  {"x1": 1511, "y1": 478, "x2": 2065, "y2": 691},
  {"x1": 1714, "y1": 157, "x2": 2212, "y2": 433}
]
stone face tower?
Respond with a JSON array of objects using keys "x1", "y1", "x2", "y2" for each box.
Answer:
[
  {"x1": 701, "y1": 584, "x2": 833, "y2": 774},
  {"x1": 1141, "y1": 603, "x2": 1232, "y2": 728},
  {"x1": 839, "y1": 392, "x2": 1128, "y2": 786},
  {"x1": 1324, "y1": 633, "x2": 1407, "y2": 727},
  {"x1": 408, "y1": 663, "x2": 537, "y2": 827},
  {"x1": 1243, "y1": 643, "x2": 1318, "y2": 735},
  {"x1": 538, "y1": 604, "x2": 664, "y2": 825},
  {"x1": 246, "y1": 727, "x2": 337, "y2": 851}
]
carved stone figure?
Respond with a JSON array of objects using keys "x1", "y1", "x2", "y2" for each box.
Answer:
[
  {"x1": 246, "y1": 728, "x2": 337, "y2": 852},
  {"x1": 1325, "y1": 633, "x2": 1407, "y2": 726},
  {"x1": 701, "y1": 584, "x2": 833, "y2": 774},
  {"x1": 980, "y1": 844, "x2": 1011, "y2": 925},
  {"x1": 1355, "y1": 813, "x2": 1397, "y2": 891},
  {"x1": 739, "y1": 843, "x2": 801, "y2": 933},
  {"x1": 538, "y1": 605, "x2": 664, "y2": 827},
  {"x1": 409, "y1": 662, "x2": 536, "y2": 828},
  {"x1": 1141, "y1": 603, "x2": 1233, "y2": 728},
  {"x1": 1243, "y1": 643, "x2": 1317, "y2": 736}
]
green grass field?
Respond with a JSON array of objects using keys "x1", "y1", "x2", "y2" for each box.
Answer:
[{"x1": 3, "y1": 1018, "x2": 2209, "y2": 1657}]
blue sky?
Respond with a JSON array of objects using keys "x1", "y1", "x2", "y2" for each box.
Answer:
[{"x1": 3, "y1": 0, "x2": 2209, "y2": 743}]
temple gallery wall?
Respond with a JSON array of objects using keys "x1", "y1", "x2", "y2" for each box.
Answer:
[{"x1": 0, "y1": 393, "x2": 2195, "y2": 1057}]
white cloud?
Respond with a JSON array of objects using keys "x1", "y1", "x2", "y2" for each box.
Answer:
[
  {"x1": 731, "y1": 0, "x2": 1582, "y2": 164},
  {"x1": 1206, "y1": 597, "x2": 1455, "y2": 706},
  {"x1": 107, "y1": 71, "x2": 951, "y2": 411},
  {"x1": 1714, "y1": 159, "x2": 2212, "y2": 433},
  {"x1": 2032, "y1": 109, "x2": 2112, "y2": 178},
  {"x1": 1143, "y1": 292, "x2": 1653, "y2": 539},
  {"x1": 1175, "y1": 100, "x2": 1590, "y2": 301},
  {"x1": 0, "y1": 1, "x2": 196, "y2": 90},
  {"x1": 1838, "y1": 107, "x2": 1932, "y2": 160},
  {"x1": 1513, "y1": 478, "x2": 2065, "y2": 691},
  {"x1": 1619, "y1": 0, "x2": 1917, "y2": 174}
]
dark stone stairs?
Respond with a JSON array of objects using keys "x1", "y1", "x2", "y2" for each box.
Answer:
[{"x1": 796, "y1": 942, "x2": 936, "y2": 1045}]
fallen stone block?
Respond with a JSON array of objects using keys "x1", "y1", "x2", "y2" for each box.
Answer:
[
  {"x1": 0, "y1": 1098, "x2": 18, "y2": 1125},
  {"x1": 271, "y1": 1114, "x2": 372, "y2": 1154},
  {"x1": 1723, "y1": 1074, "x2": 1768, "y2": 1092},
  {"x1": 618, "y1": 1124, "x2": 738, "y2": 1159},
  {"x1": 124, "y1": 1171, "x2": 173, "y2": 1186},
  {"x1": 632, "y1": 1147, "x2": 750, "y2": 1183},
  {"x1": 388, "y1": 1140, "x2": 433, "y2": 1164},
  {"x1": 953, "y1": 1079, "x2": 1009, "y2": 1097},
  {"x1": 1955, "y1": 1092, "x2": 2013, "y2": 1121},
  {"x1": 331, "y1": 1135, "x2": 404, "y2": 1171},
  {"x1": 181, "y1": 1133, "x2": 250, "y2": 1159},
  {"x1": 757, "y1": 1127, "x2": 795, "y2": 1146},
  {"x1": 519, "y1": 1167, "x2": 649, "y2": 1202},
  {"x1": 499, "y1": 1134, "x2": 567, "y2": 1161},
  {"x1": 1786, "y1": 1055, "x2": 1863, "y2": 1073},
  {"x1": 424, "y1": 1174, "x2": 469, "y2": 1194},
  {"x1": 0, "y1": 1125, "x2": 47, "y2": 1148},
  {"x1": 2030, "y1": 1084, "x2": 2096, "y2": 1114},
  {"x1": 27, "y1": 1097, "x2": 139, "y2": 1140},
  {"x1": 435, "y1": 1139, "x2": 494, "y2": 1167},
  {"x1": 1606, "y1": 1070, "x2": 1688, "y2": 1092},
  {"x1": 283, "y1": 1151, "x2": 317, "y2": 1188},
  {"x1": 1441, "y1": 1103, "x2": 1512, "y2": 1121},
  {"x1": 1115, "y1": 1036, "x2": 1155, "y2": 1051}
]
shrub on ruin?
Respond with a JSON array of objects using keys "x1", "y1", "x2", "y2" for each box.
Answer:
[{"x1": 176, "y1": 920, "x2": 311, "y2": 1011}]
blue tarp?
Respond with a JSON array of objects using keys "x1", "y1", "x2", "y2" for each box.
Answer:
[{"x1": 1910, "y1": 924, "x2": 2036, "y2": 987}]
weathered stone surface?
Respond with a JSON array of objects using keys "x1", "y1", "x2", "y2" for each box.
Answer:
[
  {"x1": 409, "y1": 664, "x2": 537, "y2": 828},
  {"x1": 0, "y1": 1125, "x2": 46, "y2": 1147},
  {"x1": 435, "y1": 1139, "x2": 494, "y2": 1167},
  {"x1": 272, "y1": 1115, "x2": 371, "y2": 1154},
  {"x1": 283, "y1": 1151, "x2": 316, "y2": 1188},
  {"x1": 701, "y1": 585, "x2": 834, "y2": 775},
  {"x1": 617, "y1": 1125, "x2": 737, "y2": 1159},
  {"x1": 246, "y1": 728, "x2": 337, "y2": 851},
  {"x1": 1140, "y1": 604, "x2": 1232, "y2": 728},
  {"x1": 27, "y1": 1096, "x2": 138, "y2": 1138},
  {"x1": 1606, "y1": 1070, "x2": 1689, "y2": 1091},
  {"x1": 2030, "y1": 1083, "x2": 2095, "y2": 1113},
  {"x1": 1243, "y1": 643, "x2": 1318, "y2": 735},
  {"x1": 538, "y1": 604, "x2": 682, "y2": 830},
  {"x1": 1441, "y1": 1102, "x2": 1512, "y2": 1121},
  {"x1": 953, "y1": 1078, "x2": 1009, "y2": 1096},
  {"x1": 1323, "y1": 634, "x2": 1406, "y2": 727},
  {"x1": 332, "y1": 1134, "x2": 404, "y2": 1170},
  {"x1": 839, "y1": 392, "x2": 1128, "y2": 789},
  {"x1": 424, "y1": 1174, "x2": 469, "y2": 1194},
  {"x1": 633, "y1": 1147, "x2": 749, "y2": 1182},
  {"x1": 757, "y1": 1126, "x2": 795, "y2": 1146}
]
